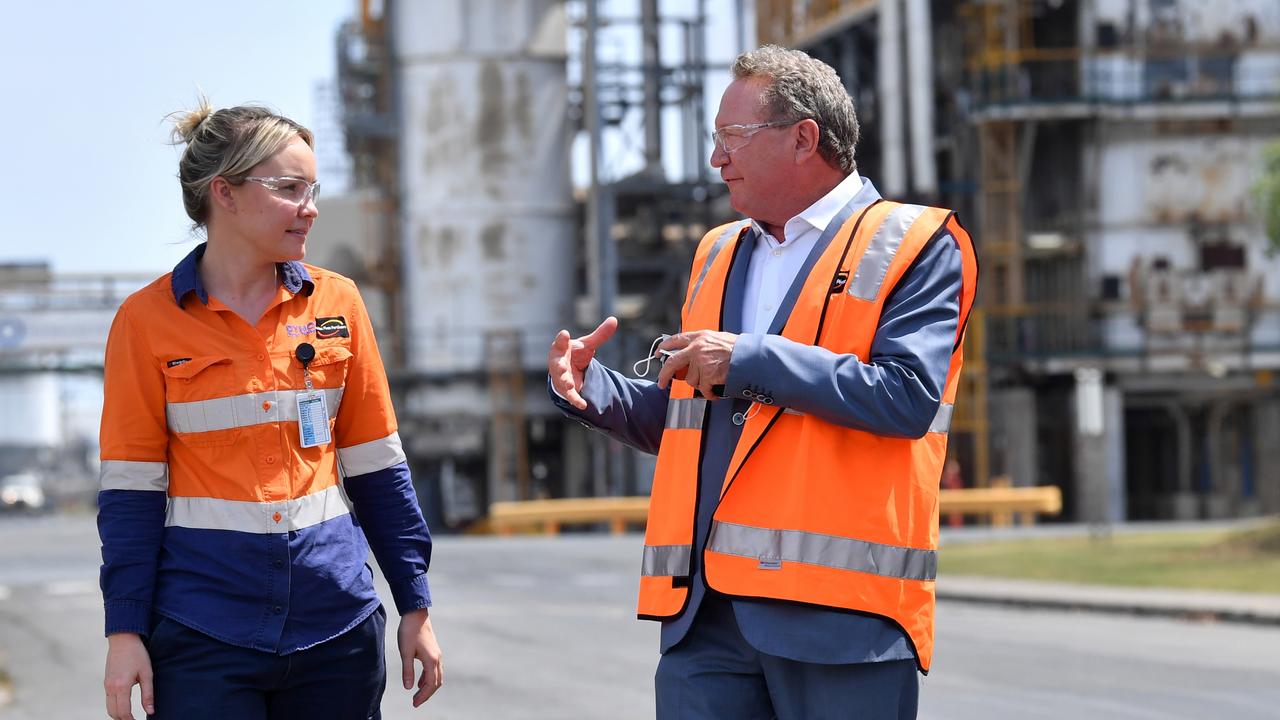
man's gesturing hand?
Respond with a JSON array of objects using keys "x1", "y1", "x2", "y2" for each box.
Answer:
[
  {"x1": 548, "y1": 317, "x2": 618, "y2": 410},
  {"x1": 655, "y1": 330, "x2": 737, "y2": 399}
]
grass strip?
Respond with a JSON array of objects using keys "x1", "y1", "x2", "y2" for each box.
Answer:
[{"x1": 939, "y1": 521, "x2": 1280, "y2": 594}]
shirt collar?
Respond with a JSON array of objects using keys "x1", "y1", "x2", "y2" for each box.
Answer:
[
  {"x1": 750, "y1": 173, "x2": 865, "y2": 243},
  {"x1": 170, "y1": 242, "x2": 315, "y2": 306},
  {"x1": 793, "y1": 172, "x2": 865, "y2": 233}
]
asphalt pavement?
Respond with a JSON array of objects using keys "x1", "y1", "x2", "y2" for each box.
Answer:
[{"x1": 1, "y1": 515, "x2": 1278, "y2": 719}]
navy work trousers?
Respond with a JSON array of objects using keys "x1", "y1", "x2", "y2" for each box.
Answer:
[
  {"x1": 146, "y1": 606, "x2": 386, "y2": 720},
  {"x1": 656, "y1": 596, "x2": 919, "y2": 720}
]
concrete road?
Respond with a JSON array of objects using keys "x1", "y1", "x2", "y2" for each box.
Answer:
[{"x1": 1, "y1": 515, "x2": 1277, "y2": 719}]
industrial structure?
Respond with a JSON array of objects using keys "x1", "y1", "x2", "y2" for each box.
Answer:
[
  {"x1": 8, "y1": 1, "x2": 1269, "y2": 526},
  {"x1": 0, "y1": 265, "x2": 142, "y2": 503},
  {"x1": 311, "y1": 0, "x2": 1280, "y2": 528},
  {"x1": 760, "y1": 0, "x2": 1280, "y2": 523},
  {"x1": 315, "y1": 0, "x2": 752, "y2": 528}
]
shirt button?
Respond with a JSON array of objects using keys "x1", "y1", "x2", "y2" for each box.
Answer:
[
  {"x1": 273, "y1": 511, "x2": 282, "y2": 523},
  {"x1": 764, "y1": 304, "x2": 773, "y2": 311},
  {"x1": 262, "y1": 401, "x2": 272, "y2": 412},
  {"x1": 273, "y1": 605, "x2": 283, "y2": 615},
  {"x1": 772, "y1": 249, "x2": 781, "y2": 257},
  {"x1": 266, "y1": 456, "x2": 275, "y2": 464},
  {"x1": 257, "y1": 353, "x2": 265, "y2": 361},
  {"x1": 274, "y1": 559, "x2": 284, "y2": 569}
]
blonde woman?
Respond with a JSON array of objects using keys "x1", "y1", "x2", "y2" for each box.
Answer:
[{"x1": 98, "y1": 101, "x2": 442, "y2": 719}]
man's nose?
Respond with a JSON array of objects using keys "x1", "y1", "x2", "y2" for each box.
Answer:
[{"x1": 710, "y1": 142, "x2": 729, "y2": 168}]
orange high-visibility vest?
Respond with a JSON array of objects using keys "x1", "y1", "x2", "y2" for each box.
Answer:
[{"x1": 638, "y1": 200, "x2": 978, "y2": 672}]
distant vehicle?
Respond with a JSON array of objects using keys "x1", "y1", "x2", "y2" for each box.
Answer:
[{"x1": 0, "y1": 473, "x2": 46, "y2": 513}]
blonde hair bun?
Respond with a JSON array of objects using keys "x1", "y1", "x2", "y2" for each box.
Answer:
[{"x1": 169, "y1": 94, "x2": 215, "y2": 145}]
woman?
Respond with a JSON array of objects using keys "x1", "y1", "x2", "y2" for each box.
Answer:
[{"x1": 98, "y1": 100, "x2": 442, "y2": 719}]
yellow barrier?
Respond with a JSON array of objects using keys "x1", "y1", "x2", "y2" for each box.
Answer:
[
  {"x1": 488, "y1": 485, "x2": 1062, "y2": 535},
  {"x1": 940, "y1": 485, "x2": 1062, "y2": 527},
  {"x1": 489, "y1": 497, "x2": 650, "y2": 535}
]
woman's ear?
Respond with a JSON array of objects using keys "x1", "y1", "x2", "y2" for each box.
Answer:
[{"x1": 209, "y1": 176, "x2": 237, "y2": 214}]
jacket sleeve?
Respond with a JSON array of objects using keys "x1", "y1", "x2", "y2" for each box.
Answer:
[
  {"x1": 547, "y1": 359, "x2": 670, "y2": 455},
  {"x1": 98, "y1": 304, "x2": 170, "y2": 636},
  {"x1": 333, "y1": 283, "x2": 432, "y2": 614},
  {"x1": 724, "y1": 233, "x2": 963, "y2": 438}
]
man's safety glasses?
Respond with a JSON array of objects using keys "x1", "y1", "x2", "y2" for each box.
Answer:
[
  {"x1": 710, "y1": 119, "x2": 801, "y2": 154},
  {"x1": 244, "y1": 176, "x2": 321, "y2": 206}
]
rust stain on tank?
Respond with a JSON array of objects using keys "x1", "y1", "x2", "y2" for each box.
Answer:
[
  {"x1": 437, "y1": 226, "x2": 459, "y2": 267},
  {"x1": 478, "y1": 61, "x2": 509, "y2": 178},
  {"x1": 481, "y1": 222, "x2": 507, "y2": 261},
  {"x1": 416, "y1": 225, "x2": 433, "y2": 267},
  {"x1": 514, "y1": 70, "x2": 533, "y2": 143}
]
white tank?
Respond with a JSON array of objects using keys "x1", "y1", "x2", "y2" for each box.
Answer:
[
  {"x1": 394, "y1": 0, "x2": 575, "y2": 376},
  {"x1": 0, "y1": 373, "x2": 61, "y2": 447}
]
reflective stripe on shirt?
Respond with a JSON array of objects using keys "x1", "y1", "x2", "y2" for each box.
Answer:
[
  {"x1": 166, "y1": 387, "x2": 344, "y2": 434},
  {"x1": 100, "y1": 460, "x2": 169, "y2": 492},
  {"x1": 166, "y1": 484, "x2": 351, "y2": 533},
  {"x1": 338, "y1": 431, "x2": 407, "y2": 477}
]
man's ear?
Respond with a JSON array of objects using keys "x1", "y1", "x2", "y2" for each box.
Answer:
[
  {"x1": 209, "y1": 176, "x2": 237, "y2": 214},
  {"x1": 793, "y1": 118, "x2": 822, "y2": 164}
]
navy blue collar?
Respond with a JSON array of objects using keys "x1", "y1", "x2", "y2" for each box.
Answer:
[{"x1": 170, "y1": 242, "x2": 314, "y2": 306}]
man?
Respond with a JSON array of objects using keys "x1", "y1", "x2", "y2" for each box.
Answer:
[{"x1": 548, "y1": 45, "x2": 976, "y2": 719}]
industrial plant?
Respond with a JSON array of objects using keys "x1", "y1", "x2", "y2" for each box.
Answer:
[{"x1": 3, "y1": 0, "x2": 1279, "y2": 529}]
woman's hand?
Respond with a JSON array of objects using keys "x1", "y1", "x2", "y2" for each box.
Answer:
[
  {"x1": 104, "y1": 633, "x2": 154, "y2": 719},
  {"x1": 397, "y1": 608, "x2": 443, "y2": 707}
]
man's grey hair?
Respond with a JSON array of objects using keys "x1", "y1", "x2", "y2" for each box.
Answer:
[{"x1": 732, "y1": 44, "x2": 859, "y2": 174}]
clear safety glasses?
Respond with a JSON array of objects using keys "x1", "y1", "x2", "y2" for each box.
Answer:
[
  {"x1": 244, "y1": 176, "x2": 321, "y2": 206},
  {"x1": 710, "y1": 119, "x2": 801, "y2": 154}
]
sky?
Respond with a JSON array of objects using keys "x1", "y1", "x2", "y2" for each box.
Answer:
[{"x1": 0, "y1": 0, "x2": 352, "y2": 275}]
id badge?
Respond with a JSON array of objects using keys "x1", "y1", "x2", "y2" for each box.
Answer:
[{"x1": 296, "y1": 390, "x2": 332, "y2": 448}]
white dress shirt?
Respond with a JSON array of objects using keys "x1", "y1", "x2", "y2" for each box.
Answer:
[{"x1": 742, "y1": 173, "x2": 864, "y2": 334}]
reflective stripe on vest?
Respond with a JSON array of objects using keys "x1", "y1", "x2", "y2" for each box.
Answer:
[
  {"x1": 685, "y1": 221, "x2": 748, "y2": 313},
  {"x1": 665, "y1": 398, "x2": 707, "y2": 430},
  {"x1": 166, "y1": 387, "x2": 344, "y2": 434},
  {"x1": 707, "y1": 520, "x2": 937, "y2": 581},
  {"x1": 641, "y1": 543, "x2": 693, "y2": 577},
  {"x1": 166, "y1": 484, "x2": 351, "y2": 533},
  {"x1": 100, "y1": 460, "x2": 169, "y2": 492},
  {"x1": 849, "y1": 204, "x2": 927, "y2": 301},
  {"x1": 929, "y1": 402, "x2": 954, "y2": 435}
]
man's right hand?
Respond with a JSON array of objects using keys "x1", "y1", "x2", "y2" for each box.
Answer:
[
  {"x1": 548, "y1": 317, "x2": 618, "y2": 410},
  {"x1": 104, "y1": 632, "x2": 154, "y2": 719}
]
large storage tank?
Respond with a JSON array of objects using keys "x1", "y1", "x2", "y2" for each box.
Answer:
[
  {"x1": 396, "y1": 0, "x2": 574, "y2": 375},
  {"x1": 392, "y1": 0, "x2": 576, "y2": 512},
  {"x1": 0, "y1": 373, "x2": 61, "y2": 448}
]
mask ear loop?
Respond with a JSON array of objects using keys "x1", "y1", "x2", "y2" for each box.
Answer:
[
  {"x1": 731, "y1": 402, "x2": 761, "y2": 426},
  {"x1": 633, "y1": 334, "x2": 668, "y2": 377}
]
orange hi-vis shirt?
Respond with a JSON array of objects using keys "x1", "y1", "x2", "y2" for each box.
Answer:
[{"x1": 97, "y1": 243, "x2": 432, "y2": 653}]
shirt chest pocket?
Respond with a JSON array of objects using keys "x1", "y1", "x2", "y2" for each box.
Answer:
[
  {"x1": 161, "y1": 356, "x2": 244, "y2": 447},
  {"x1": 303, "y1": 346, "x2": 353, "y2": 390}
]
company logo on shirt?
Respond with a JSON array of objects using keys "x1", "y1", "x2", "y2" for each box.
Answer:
[
  {"x1": 316, "y1": 316, "x2": 350, "y2": 339},
  {"x1": 286, "y1": 321, "x2": 316, "y2": 337}
]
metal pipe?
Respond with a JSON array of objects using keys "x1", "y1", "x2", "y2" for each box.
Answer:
[
  {"x1": 904, "y1": 0, "x2": 936, "y2": 195},
  {"x1": 584, "y1": 0, "x2": 614, "y2": 498},
  {"x1": 641, "y1": 0, "x2": 663, "y2": 178},
  {"x1": 877, "y1": 0, "x2": 906, "y2": 196}
]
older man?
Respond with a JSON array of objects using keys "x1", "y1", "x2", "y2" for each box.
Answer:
[{"x1": 549, "y1": 45, "x2": 976, "y2": 719}]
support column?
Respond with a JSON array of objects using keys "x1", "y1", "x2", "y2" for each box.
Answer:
[
  {"x1": 1164, "y1": 401, "x2": 1198, "y2": 520},
  {"x1": 1255, "y1": 397, "x2": 1280, "y2": 514},
  {"x1": 1073, "y1": 367, "x2": 1110, "y2": 524}
]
